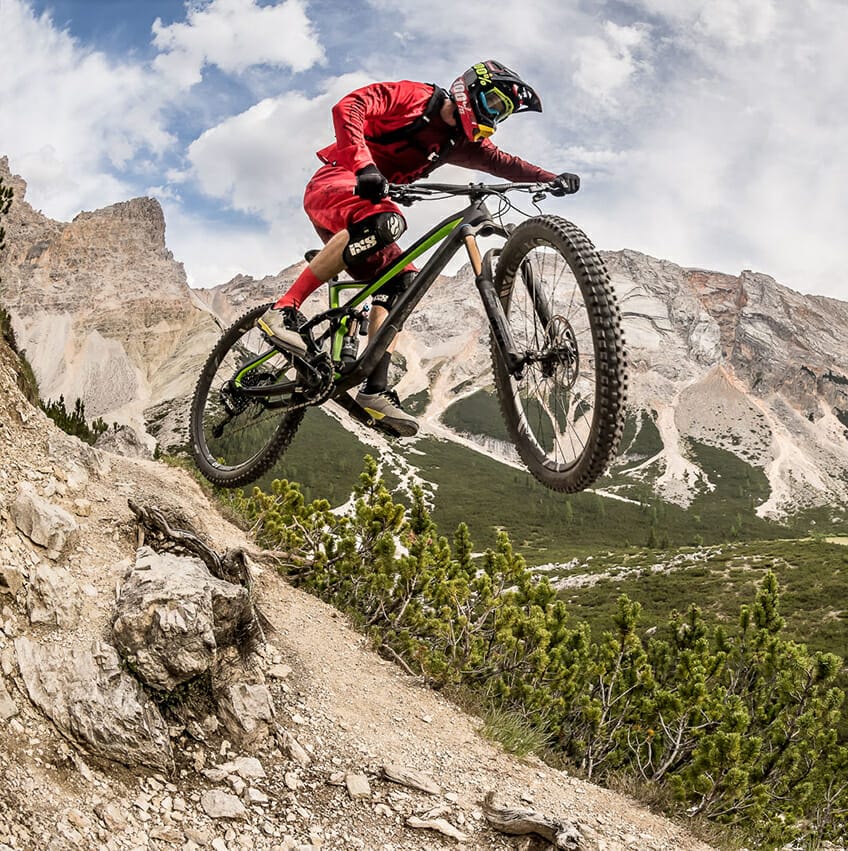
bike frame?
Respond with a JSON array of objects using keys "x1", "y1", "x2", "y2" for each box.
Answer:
[{"x1": 237, "y1": 183, "x2": 539, "y2": 405}]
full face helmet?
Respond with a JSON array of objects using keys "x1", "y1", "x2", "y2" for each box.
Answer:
[{"x1": 450, "y1": 60, "x2": 543, "y2": 142}]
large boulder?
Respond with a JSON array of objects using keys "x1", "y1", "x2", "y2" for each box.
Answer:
[
  {"x1": 212, "y1": 646, "x2": 275, "y2": 747},
  {"x1": 14, "y1": 637, "x2": 173, "y2": 771},
  {"x1": 94, "y1": 424, "x2": 152, "y2": 459},
  {"x1": 27, "y1": 563, "x2": 81, "y2": 628},
  {"x1": 10, "y1": 482, "x2": 78, "y2": 560},
  {"x1": 112, "y1": 547, "x2": 253, "y2": 692}
]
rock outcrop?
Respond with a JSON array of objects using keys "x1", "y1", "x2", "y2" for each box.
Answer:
[
  {"x1": 14, "y1": 637, "x2": 174, "y2": 771},
  {"x1": 607, "y1": 250, "x2": 848, "y2": 513},
  {"x1": 112, "y1": 547, "x2": 254, "y2": 692},
  {"x1": 0, "y1": 156, "x2": 220, "y2": 449}
]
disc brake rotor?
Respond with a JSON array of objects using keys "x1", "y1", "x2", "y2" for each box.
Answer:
[{"x1": 540, "y1": 315, "x2": 579, "y2": 385}]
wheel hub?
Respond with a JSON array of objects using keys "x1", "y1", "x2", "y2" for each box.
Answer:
[{"x1": 539, "y1": 315, "x2": 578, "y2": 384}]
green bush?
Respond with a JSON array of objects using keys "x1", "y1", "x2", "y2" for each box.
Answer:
[
  {"x1": 0, "y1": 306, "x2": 40, "y2": 404},
  {"x1": 229, "y1": 458, "x2": 848, "y2": 848},
  {"x1": 41, "y1": 396, "x2": 108, "y2": 445}
]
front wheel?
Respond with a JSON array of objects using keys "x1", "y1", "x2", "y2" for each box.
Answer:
[
  {"x1": 491, "y1": 215, "x2": 626, "y2": 492},
  {"x1": 189, "y1": 304, "x2": 307, "y2": 488}
]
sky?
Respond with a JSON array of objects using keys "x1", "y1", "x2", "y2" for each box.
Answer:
[{"x1": 1, "y1": 0, "x2": 845, "y2": 300}]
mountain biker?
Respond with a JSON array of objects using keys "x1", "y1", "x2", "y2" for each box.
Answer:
[{"x1": 258, "y1": 59, "x2": 580, "y2": 436}]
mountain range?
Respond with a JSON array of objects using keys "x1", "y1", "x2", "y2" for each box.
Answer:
[{"x1": 2, "y1": 155, "x2": 847, "y2": 530}]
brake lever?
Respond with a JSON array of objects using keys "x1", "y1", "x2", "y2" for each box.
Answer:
[{"x1": 388, "y1": 188, "x2": 413, "y2": 206}]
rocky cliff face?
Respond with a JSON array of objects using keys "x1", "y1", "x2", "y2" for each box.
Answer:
[
  {"x1": 0, "y1": 157, "x2": 219, "y2": 449},
  {"x1": 3, "y1": 153, "x2": 847, "y2": 517},
  {"x1": 606, "y1": 251, "x2": 848, "y2": 514}
]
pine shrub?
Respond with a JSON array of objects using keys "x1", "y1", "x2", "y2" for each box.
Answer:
[
  {"x1": 41, "y1": 396, "x2": 108, "y2": 445},
  {"x1": 229, "y1": 457, "x2": 848, "y2": 848}
]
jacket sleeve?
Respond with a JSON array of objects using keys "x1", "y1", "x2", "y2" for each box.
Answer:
[
  {"x1": 448, "y1": 138, "x2": 557, "y2": 183},
  {"x1": 330, "y1": 81, "x2": 415, "y2": 174}
]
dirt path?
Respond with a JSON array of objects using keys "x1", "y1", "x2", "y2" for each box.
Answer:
[{"x1": 0, "y1": 339, "x2": 715, "y2": 850}]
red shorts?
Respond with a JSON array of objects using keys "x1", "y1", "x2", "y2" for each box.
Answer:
[{"x1": 303, "y1": 164, "x2": 411, "y2": 281}]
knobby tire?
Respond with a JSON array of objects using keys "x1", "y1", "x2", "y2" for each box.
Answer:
[
  {"x1": 491, "y1": 215, "x2": 627, "y2": 492},
  {"x1": 189, "y1": 303, "x2": 306, "y2": 488}
]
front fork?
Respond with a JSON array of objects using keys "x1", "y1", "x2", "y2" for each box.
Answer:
[{"x1": 462, "y1": 227, "x2": 526, "y2": 379}]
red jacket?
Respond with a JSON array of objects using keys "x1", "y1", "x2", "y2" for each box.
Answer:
[{"x1": 316, "y1": 80, "x2": 557, "y2": 186}]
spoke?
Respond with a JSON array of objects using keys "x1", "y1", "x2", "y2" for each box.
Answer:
[
  {"x1": 505, "y1": 241, "x2": 598, "y2": 471},
  {"x1": 198, "y1": 324, "x2": 302, "y2": 470}
]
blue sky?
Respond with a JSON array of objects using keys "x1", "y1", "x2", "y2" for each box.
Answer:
[{"x1": 2, "y1": 0, "x2": 846, "y2": 300}]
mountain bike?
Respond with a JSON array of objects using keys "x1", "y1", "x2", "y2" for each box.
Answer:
[{"x1": 189, "y1": 180, "x2": 627, "y2": 492}]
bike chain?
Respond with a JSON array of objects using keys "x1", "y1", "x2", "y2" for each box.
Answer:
[{"x1": 273, "y1": 352, "x2": 335, "y2": 415}]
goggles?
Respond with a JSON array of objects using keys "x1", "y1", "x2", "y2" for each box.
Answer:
[{"x1": 476, "y1": 87, "x2": 514, "y2": 124}]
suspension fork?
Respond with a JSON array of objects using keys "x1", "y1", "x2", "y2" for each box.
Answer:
[{"x1": 461, "y1": 226, "x2": 526, "y2": 378}]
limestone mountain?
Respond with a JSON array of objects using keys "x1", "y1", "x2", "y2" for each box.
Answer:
[
  {"x1": 608, "y1": 252, "x2": 848, "y2": 516},
  {"x1": 0, "y1": 157, "x2": 218, "y2": 451},
  {"x1": 2, "y1": 154, "x2": 847, "y2": 521},
  {"x1": 200, "y1": 249, "x2": 848, "y2": 520}
]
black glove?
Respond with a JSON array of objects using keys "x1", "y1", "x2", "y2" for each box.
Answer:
[
  {"x1": 355, "y1": 164, "x2": 389, "y2": 203},
  {"x1": 549, "y1": 172, "x2": 580, "y2": 196}
]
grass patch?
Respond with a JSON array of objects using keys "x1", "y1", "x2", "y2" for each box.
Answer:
[
  {"x1": 556, "y1": 538, "x2": 848, "y2": 659},
  {"x1": 620, "y1": 408, "x2": 663, "y2": 459},
  {"x1": 440, "y1": 388, "x2": 509, "y2": 442},
  {"x1": 396, "y1": 434, "x2": 798, "y2": 565},
  {"x1": 402, "y1": 388, "x2": 430, "y2": 416},
  {"x1": 249, "y1": 408, "x2": 373, "y2": 504},
  {"x1": 480, "y1": 704, "x2": 552, "y2": 757}
]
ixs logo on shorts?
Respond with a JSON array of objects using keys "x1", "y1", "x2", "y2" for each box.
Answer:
[{"x1": 348, "y1": 234, "x2": 378, "y2": 256}]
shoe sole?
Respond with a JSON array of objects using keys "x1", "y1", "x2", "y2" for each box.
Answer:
[
  {"x1": 256, "y1": 319, "x2": 308, "y2": 356},
  {"x1": 360, "y1": 406, "x2": 419, "y2": 437}
]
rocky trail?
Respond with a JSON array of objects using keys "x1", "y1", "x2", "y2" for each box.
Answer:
[{"x1": 0, "y1": 336, "x2": 717, "y2": 851}]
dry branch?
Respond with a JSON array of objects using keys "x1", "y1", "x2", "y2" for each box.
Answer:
[
  {"x1": 482, "y1": 791, "x2": 584, "y2": 849},
  {"x1": 380, "y1": 764, "x2": 441, "y2": 795}
]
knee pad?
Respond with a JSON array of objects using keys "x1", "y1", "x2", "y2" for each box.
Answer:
[
  {"x1": 342, "y1": 212, "x2": 407, "y2": 268},
  {"x1": 372, "y1": 270, "x2": 416, "y2": 309}
]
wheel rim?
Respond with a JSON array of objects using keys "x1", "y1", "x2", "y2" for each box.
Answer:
[
  {"x1": 503, "y1": 242, "x2": 598, "y2": 472},
  {"x1": 196, "y1": 321, "x2": 302, "y2": 473}
]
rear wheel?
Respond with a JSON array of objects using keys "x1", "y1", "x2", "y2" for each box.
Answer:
[
  {"x1": 189, "y1": 304, "x2": 308, "y2": 488},
  {"x1": 491, "y1": 215, "x2": 626, "y2": 492}
]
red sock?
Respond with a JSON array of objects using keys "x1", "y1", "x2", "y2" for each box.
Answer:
[{"x1": 273, "y1": 266, "x2": 323, "y2": 310}]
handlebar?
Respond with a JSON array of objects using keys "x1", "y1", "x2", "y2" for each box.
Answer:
[{"x1": 386, "y1": 180, "x2": 555, "y2": 206}]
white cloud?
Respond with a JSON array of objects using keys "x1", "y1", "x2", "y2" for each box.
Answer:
[
  {"x1": 184, "y1": 73, "x2": 371, "y2": 220},
  {"x1": 157, "y1": 199, "x2": 298, "y2": 286},
  {"x1": 152, "y1": 0, "x2": 324, "y2": 89},
  {"x1": 3, "y1": 0, "x2": 847, "y2": 300},
  {"x1": 694, "y1": 0, "x2": 777, "y2": 47},
  {"x1": 365, "y1": 0, "x2": 589, "y2": 83},
  {"x1": 572, "y1": 22, "x2": 650, "y2": 106},
  {"x1": 0, "y1": 0, "x2": 173, "y2": 216}
]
